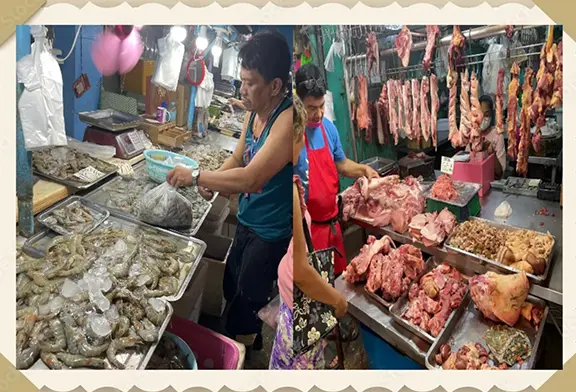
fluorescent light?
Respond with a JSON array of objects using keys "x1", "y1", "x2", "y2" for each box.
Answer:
[
  {"x1": 170, "y1": 26, "x2": 187, "y2": 43},
  {"x1": 196, "y1": 26, "x2": 208, "y2": 51},
  {"x1": 212, "y1": 34, "x2": 223, "y2": 67}
]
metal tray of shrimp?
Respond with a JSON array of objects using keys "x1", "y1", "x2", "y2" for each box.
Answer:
[
  {"x1": 37, "y1": 196, "x2": 110, "y2": 236},
  {"x1": 29, "y1": 300, "x2": 173, "y2": 370},
  {"x1": 444, "y1": 217, "x2": 556, "y2": 284},
  {"x1": 389, "y1": 257, "x2": 471, "y2": 344},
  {"x1": 423, "y1": 180, "x2": 481, "y2": 208},
  {"x1": 425, "y1": 295, "x2": 548, "y2": 370},
  {"x1": 22, "y1": 210, "x2": 207, "y2": 302},
  {"x1": 83, "y1": 166, "x2": 216, "y2": 238}
]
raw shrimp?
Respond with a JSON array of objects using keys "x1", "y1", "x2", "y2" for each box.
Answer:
[
  {"x1": 113, "y1": 316, "x2": 131, "y2": 338},
  {"x1": 133, "y1": 319, "x2": 159, "y2": 343},
  {"x1": 56, "y1": 352, "x2": 110, "y2": 369},
  {"x1": 77, "y1": 335, "x2": 110, "y2": 357},
  {"x1": 39, "y1": 319, "x2": 67, "y2": 353},
  {"x1": 106, "y1": 336, "x2": 141, "y2": 369},
  {"x1": 40, "y1": 351, "x2": 67, "y2": 369},
  {"x1": 17, "y1": 347, "x2": 40, "y2": 369}
]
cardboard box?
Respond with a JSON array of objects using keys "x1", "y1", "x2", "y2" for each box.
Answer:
[
  {"x1": 139, "y1": 118, "x2": 176, "y2": 144},
  {"x1": 123, "y1": 60, "x2": 156, "y2": 96},
  {"x1": 145, "y1": 78, "x2": 190, "y2": 128},
  {"x1": 176, "y1": 84, "x2": 191, "y2": 127},
  {"x1": 158, "y1": 127, "x2": 191, "y2": 147}
]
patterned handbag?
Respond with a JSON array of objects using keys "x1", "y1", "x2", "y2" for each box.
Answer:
[{"x1": 292, "y1": 217, "x2": 340, "y2": 356}]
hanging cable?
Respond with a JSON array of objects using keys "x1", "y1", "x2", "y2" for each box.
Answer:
[{"x1": 52, "y1": 25, "x2": 83, "y2": 63}]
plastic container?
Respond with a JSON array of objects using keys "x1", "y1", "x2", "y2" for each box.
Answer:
[
  {"x1": 167, "y1": 316, "x2": 243, "y2": 369},
  {"x1": 143, "y1": 149, "x2": 199, "y2": 183},
  {"x1": 162, "y1": 331, "x2": 198, "y2": 369},
  {"x1": 359, "y1": 323, "x2": 423, "y2": 370},
  {"x1": 451, "y1": 152, "x2": 495, "y2": 197}
]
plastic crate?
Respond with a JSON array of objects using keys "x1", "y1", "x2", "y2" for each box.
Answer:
[
  {"x1": 359, "y1": 323, "x2": 423, "y2": 370},
  {"x1": 451, "y1": 152, "x2": 495, "y2": 197},
  {"x1": 167, "y1": 316, "x2": 244, "y2": 369},
  {"x1": 426, "y1": 194, "x2": 481, "y2": 222}
]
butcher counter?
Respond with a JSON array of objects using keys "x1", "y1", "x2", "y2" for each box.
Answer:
[{"x1": 335, "y1": 189, "x2": 562, "y2": 367}]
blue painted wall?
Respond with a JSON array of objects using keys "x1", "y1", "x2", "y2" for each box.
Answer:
[{"x1": 53, "y1": 25, "x2": 102, "y2": 141}]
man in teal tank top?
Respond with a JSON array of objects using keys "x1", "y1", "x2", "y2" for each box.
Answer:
[{"x1": 167, "y1": 30, "x2": 293, "y2": 354}]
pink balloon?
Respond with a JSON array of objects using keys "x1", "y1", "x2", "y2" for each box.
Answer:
[
  {"x1": 118, "y1": 29, "x2": 143, "y2": 75},
  {"x1": 91, "y1": 31, "x2": 121, "y2": 76}
]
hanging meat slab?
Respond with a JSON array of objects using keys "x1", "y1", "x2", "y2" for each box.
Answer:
[
  {"x1": 377, "y1": 83, "x2": 389, "y2": 145},
  {"x1": 448, "y1": 72, "x2": 460, "y2": 148},
  {"x1": 447, "y1": 26, "x2": 465, "y2": 89},
  {"x1": 387, "y1": 80, "x2": 400, "y2": 145},
  {"x1": 459, "y1": 69, "x2": 471, "y2": 144},
  {"x1": 395, "y1": 26, "x2": 413, "y2": 68},
  {"x1": 516, "y1": 68, "x2": 534, "y2": 177},
  {"x1": 505, "y1": 25, "x2": 514, "y2": 40},
  {"x1": 469, "y1": 71, "x2": 484, "y2": 152},
  {"x1": 366, "y1": 32, "x2": 380, "y2": 78},
  {"x1": 412, "y1": 79, "x2": 421, "y2": 143},
  {"x1": 356, "y1": 74, "x2": 372, "y2": 132},
  {"x1": 430, "y1": 74, "x2": 439, "y2": 150},
  {"x1": 495, "y1": 68, "x2": 505, "y2": 134},
  {"x1": 403, "y1": 80, "x2": 414, "y2": 139},
  {"x1": 397, "y1": 79, "x2": 406, "y2": 136},
  {"x1": 506, "y1": 62, "x2": 521, "y2": 159},
  {"x1": 367, "y1": 102, "x2": 376, "y2": 144},
  {"x1": 420, "y1": 76, "x2": 431, "y2": 142},
  {"x1": 422, "y1": 25, "x2": 440, "y2": 72},
  {"x1": 550, "y1": 40, "x2": 563, "y2": 108}
]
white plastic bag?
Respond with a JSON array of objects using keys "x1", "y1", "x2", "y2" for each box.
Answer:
[
  {"x1": 258, "y1": 296, "x2": 280, "y2": 330},
  {"x1": 324, "y1": 91, "x2": 336, "y2": 122},
  {"x1": 494, "y1": 201, "x2": 513, "y2": 219},
  {"x1": 481, "y1": 42, "x2": 510, "y2": 103},
  {"x1": 138, "y1": 182, "x2": 194, "y2": 228},
  {"x1": 66, "y1": 137, "x2": 116, "y2": 160},
  {"x1": 196, "y1": 65, "x2": 214, "y2": 108},
  {"x1": 17, "y1": 25, "x2": 67, "y2": 150},
  {"x1": 324, "y1": 40, "x2": 344, "y2": 73},
  {"x1": 152, "y1": 32, "x2": 185, "y2": 92}
]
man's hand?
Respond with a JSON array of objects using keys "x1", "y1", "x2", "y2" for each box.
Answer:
[
  {"x1": 363, "y1": 165, "x2": 379, "y2": 180},
  {"x1": 198, "y1": 186, "x2": 215, "y2": 201},
  {"x1": 486, "y1": 141, "x2": 495, "y2": 155},
  {"x1": 166, "y1": 166, "x2": 193, "y2": 188}
]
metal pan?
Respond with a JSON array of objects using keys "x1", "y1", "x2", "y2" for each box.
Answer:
[
  {"x1": 33, "y1": 167, "x2": 118, "y2": 190},
  {"x1": 425, "y1": 295, "x2": 549, "y2": 370},
  {"x1": 37, "y1": 196, "x2": 110, "y2": 236},
  {"x1": 78, "y1": 109, "x2": 143, "y2": 132},
  {"x1": 423, "y1": 180, "x2": 481, "y2": 208},
  {"x1": 389, "y1": 258, "x2": 470, "y2": 344},
  {"x1": 444, "y1": 217, "x2": 556, "y2": 283},
  {"x1": 22, "y1": 211, "x2": 207, "y2": 302},
  {"x1": 29, "y1": 300, "x2": 173, "y2": 370}
]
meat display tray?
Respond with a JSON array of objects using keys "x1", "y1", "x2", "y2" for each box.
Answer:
[
  {"x1": 78, "y1": 109, "x2": 143, "y2": 132},
  {"x1": 363, "y1": 257, "x2": 433, "y2": 310},
  {"x1": 423, "y1": 180, "x2": 481, "y2": 208},
  {"x1": 84, "y1": 163, "x2": 216, "y2": 237},
  {"x1": 22, "y1": 210, "x2": 207, "y2": 302},
  {"x1": 37, "y1": 196, "x2": 110, "y2": 236},
  {"x1": 29, "y1": 300, "x2": 173, "y2": 370},
  {"x1": 425, "y1": 295, "x2": 548, "y2": 370},
  {"x1": 444, "y1": 217, "x2": 556, "y2": 284},
  {"x1": 389, "y1": 257, "x2": 470, "y2": 344}
]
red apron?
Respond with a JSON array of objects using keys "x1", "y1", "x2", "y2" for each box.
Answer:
[{"x1": 305, "y1": 123, "x2": 347, "y2": 275}]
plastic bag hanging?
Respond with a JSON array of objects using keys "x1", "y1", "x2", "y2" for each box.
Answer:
[
  {"x1": 17, "y1": 25, "x2": 67, "y2": 151},
  {"x1": 324, "y1": 39, "x2": 344, "y2": 73},
  {"x1": 152, "y1": 29, "x2": 186, "y2": 92}
]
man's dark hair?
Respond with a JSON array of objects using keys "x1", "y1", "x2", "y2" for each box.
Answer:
[
  {"x1": 238, "y1": 30, "x2": 291, "y2": 89},
  {"x1": 295, "y1": 63, "x2": 327, "y2": 99},
  {"x1": 479, "y1": 94, "x2": 495, "y2": 127}
]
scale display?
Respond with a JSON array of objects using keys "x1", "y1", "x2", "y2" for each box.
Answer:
[{"x1": 83, "y1": 126, "x2": 145, "y2": 160}]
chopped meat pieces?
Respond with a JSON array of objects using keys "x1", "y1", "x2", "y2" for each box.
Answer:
[
  {"x1": 430, "y1": 174, "x2": 460, "y2": 201},
  {"x1": 438, "y1": 342, "x2": 503, "y2": 370},
  {"x1": 447, "y1": 220, "x2": 509, "y2": 260},
  {"x1": 408, "y1": 208, "x2": 457, "y2": 247},
  {"x1": 395, "y1": 26, "x2": 413, "y2": 68}
]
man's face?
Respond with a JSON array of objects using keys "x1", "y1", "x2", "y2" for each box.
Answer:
[
  {"x1": 302, "y1": 95, "x2": 325, "y2": 124},
  {"x1": 239, "y1": 67, "x2": 281, "y2": 112}
]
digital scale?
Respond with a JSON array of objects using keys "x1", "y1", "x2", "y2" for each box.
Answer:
[{"x1": 79, "y1": 109, "x2": 147, "y2": 160}]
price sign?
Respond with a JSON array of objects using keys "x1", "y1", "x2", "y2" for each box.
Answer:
[
  {"x1": 440, "y1": 156, "x2": 454, "y2": 175},
  {"x1": 73, "y1": 166, "x2": 105, "y2": 183}
]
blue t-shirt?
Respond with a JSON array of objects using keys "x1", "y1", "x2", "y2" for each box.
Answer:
[{"x1": 293, "y1": 117, "x2": 346, "y2": 200}]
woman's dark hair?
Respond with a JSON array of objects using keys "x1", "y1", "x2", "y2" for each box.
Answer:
[
  {"x1": 295, "y1": 63, "x2": 327, "y2": 99},
  {"x1": 479, "y1": 94, "x2": 496, "y2": 127},
  {"x1": 238, "y1": 30, "x2": 291, "y2": 89}
]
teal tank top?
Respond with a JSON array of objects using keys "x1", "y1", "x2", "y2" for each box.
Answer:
[{"x1": 237, "y1": 96, "x2": 293, "y2": 241}]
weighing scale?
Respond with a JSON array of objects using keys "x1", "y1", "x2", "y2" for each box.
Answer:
[{"x1": 79, "y1": 109, "x2": 147, "y2": 160}]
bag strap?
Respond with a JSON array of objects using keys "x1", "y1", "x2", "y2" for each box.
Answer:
[{"x1": 302, "y1": 217, "x2": 315, "y2": 254}]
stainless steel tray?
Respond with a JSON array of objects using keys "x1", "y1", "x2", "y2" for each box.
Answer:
[
  {"x1": 78, "y1": 109, "x2": 143, "y2": 132},
  {"x1": 424, "y1": 180, "x2": 481, "y2": 208},
  {"x1": 22, "y1": 210, "x2": 207, "y2": 302},
  {"x1": 389, "y1": 257, "x2": 470, "y2": 344},
  {"x1": 37, "y1": 196, "x2": 109, "y2": 236},
  {"x1": 30, "y1": 300, "x2": 173, "y2": 370},
  {"x1": 445, "y1": 217, "x2": 556, "y2": 284},
  {"x1": 425, "y1": 295, "x2": 549, "y2": 370},
  {"x1": 84, "y1": 164, "x2": 216, "y2": 237}
]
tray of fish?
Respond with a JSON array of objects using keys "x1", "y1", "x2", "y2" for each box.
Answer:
[
  {"x1": 21, "y1": 210, "x2": 206, "y2": 302},
  {"x1": 84, "y1": 163, "x2": 215, "y2": 237},
  {"x1": 23, "y1": 298, "x2": 173, "y2": 370},
  {"x1": 38, "y1": 196, "x2": 109, "y2": 236},
  {"x1": 423, "y1": 180, "x2": 481, "y2": 208},
  {"x1": 389, "y1": 258, "x2": 470, "y2": 344},
  {"x1": 425, "y1": 295, "x2": 548, "y2": 370},
  {"x1": 32, "y1": 146, "x2": 118, "y2": 189},
  {"x1": 444, "y1": 217, "x2": 556, "y2": 284}
]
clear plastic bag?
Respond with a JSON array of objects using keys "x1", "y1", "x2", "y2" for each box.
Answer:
[
  {"x1": 324, "y1": 40, "x2": 344, "y2": 73},
  {"x1": 258, "y1": 296, "x2": 280, "y2": 330},
  {"x1": 152, "y1": 33, "x2": 185, "y2": 92},
  {"x1": 138, "y1": 182, "x2": 194, "y2": 229}
]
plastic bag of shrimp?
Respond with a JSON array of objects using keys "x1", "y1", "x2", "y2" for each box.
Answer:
[{"x1": 138, "y1": 182, "x2": 194, "y2": 229}]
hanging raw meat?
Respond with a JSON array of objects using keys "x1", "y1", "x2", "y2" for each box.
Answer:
[
  {"x1": 377, "y1": 83, "x2": 389, "y2": 145},
  {"x1": 495, "y1": 68, "x2": 505, "y2": 134},
  {"x1": 505, "y1": 25, "x2": 514, "y2": 40},
  {"x1": 366, "y1": 32, "x2": 380, "y2": 78},
  {"x1": 550, "y1": 40, "x2": 563, "y2": 108},
  {"x1": 386, "y1": 80, "x2": 400, "y2": 145},
  {"x1": 403, "y1": 80, "x2": 414, "y2": 139},
  {"x1": 469, "y1": 71, "x2": 484, "y2": 152},
  {"x1": 356, "y1": 74, "x2": 372, "y2": 132},
  {"x1": 395, "y1": 26, "x2": 413, "y2": 68},
  {"x1": 459, "y1": 69, "x2": 471, "y2": 143},
  {"x1": 420, "y1": 76, "x2": 431, "y2": 142},
  {"x1": 506, "y1": 62, "x2": 521, "y2": 159},
  {"x1": 430, "y1": 74, "x2": 439, "y2": 150},
  {"x1": 397, "y1": 80, "x2": 406, "y2": 135},
  {"x1": 422, "y1": 25, "x2": 440, "y2": 72},
  {"x1": 516, "y1": 68, "x2": 534, "y2": 177},
  {"x1": 448, "y1": 72, "x2": 460, "y2": 148},
  {"x1": 412, "y1": 79, "x2": 421, "y2": 143},
  {"x1": 447, "y1": 26, "x2": 465, "y2": 89}
]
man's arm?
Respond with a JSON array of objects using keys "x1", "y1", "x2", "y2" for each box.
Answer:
[
  {"x1": 336, "y1": 158, "x2": 369, "y2": 179},
  {"x1": 197, "y1": 108, "x2": 293, "y2": 194}
]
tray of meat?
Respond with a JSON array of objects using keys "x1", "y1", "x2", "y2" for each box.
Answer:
[
  {"x1": 424, "y1": 175, "x2": 481, "y2": 208},
  {"x1": 444, "y1": 217, "x2": 556, "y2": 283},
  {"x1": 389, "y1": 259, "x2": 469, "y2": 344},
  {"x1": 425, "y1": 292, "x2": 548, "y2": 370}
]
